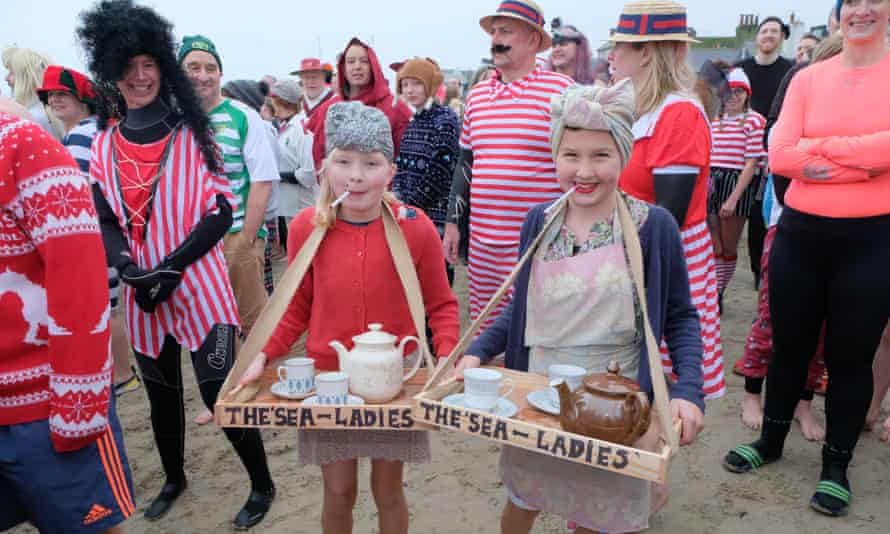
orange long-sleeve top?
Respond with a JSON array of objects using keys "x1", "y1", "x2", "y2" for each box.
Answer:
[
  {"x1": 262, "y1": 204, "x2": 460, "y2": 371},
  {"x1": 768, "y1": 52, "x2": 890, "y2": 218}
]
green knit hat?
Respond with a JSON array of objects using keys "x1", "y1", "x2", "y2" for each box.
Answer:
[{"x1": 178, "y1": 34, "x2": 222, "y2": 72}]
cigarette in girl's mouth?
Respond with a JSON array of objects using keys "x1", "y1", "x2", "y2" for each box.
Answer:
[
  {"x1": 545, "y1": 186, "x2": 577, "y2": 215},
  {"x1": 330, "y1": 191, "x2": 350, "y2": 208}
]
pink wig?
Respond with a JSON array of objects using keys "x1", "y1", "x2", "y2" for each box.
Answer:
[{"x1": 545, "y1": 25, "x2": 594, "y2": 85}]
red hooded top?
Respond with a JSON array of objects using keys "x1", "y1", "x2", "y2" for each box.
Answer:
[{"x1": 308, "y1": 38, "x2": 413, "y2": 169}]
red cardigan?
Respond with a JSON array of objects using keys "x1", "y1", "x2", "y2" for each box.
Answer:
[
  {"x1": 0, "y1": 113, "x2": 111, "y2": 452},
  {"x1": 263, "y1": 204, "x2": 459, "y2": 370}
]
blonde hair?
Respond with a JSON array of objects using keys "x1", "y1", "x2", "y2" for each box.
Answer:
[
  {"x1": 312, "y1": 150, "x2": 399, "y2": 229},
  {"x1": 813, "y1": 33, "x2": 843, "y2": 63},
  {"x1": 632, "y1": 41, "x2": 698, "y2": 117},
  {"x1": 2, "y1": 47, "x2": 53, "y2": 107}
]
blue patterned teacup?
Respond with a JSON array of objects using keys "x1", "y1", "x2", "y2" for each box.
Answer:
[
  {"x1": 277, "y1": 357, "x2": 315, "y2": 395},
  {"x1": 316, "y1": 372, "x2": 350, "y2": 405}
]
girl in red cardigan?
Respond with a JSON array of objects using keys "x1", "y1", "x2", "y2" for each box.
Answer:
[{"x1": 239, "y1": 101, "x2": 459, "y2": 534}]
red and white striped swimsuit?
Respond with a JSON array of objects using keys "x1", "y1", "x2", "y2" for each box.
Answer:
[
  {"x1": 91, "y1": 126, "x2": 240, "y2": 357},
  {"x1": 710, "y1": 111, "x2": 767, "y2": 170},
  {"x1": 460, "y1": 67, "x2": 574, "y2": 327},
  {"x1": 620, "y1": 94, "x2": 725, "y2": 399}
]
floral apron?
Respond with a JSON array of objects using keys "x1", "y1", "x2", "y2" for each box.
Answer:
[{"x1": 500, "y1": 208, "x2": 654, "y2": 533}]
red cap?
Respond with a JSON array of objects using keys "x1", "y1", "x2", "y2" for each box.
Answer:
[
  {"x1": 290, "y1": 58, "x2": 324, "y2": 75},
  {"x1": 37, "y1": 65, "x2": 96, "y2": 106}
]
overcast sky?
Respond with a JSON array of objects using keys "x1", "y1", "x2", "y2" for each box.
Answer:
[{"x1": 3, "y1": 0, "x2": 834, "y2": 89}]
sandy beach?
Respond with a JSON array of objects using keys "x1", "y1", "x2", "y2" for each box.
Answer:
[{"x1": 12, "y1": 253, "x2": 890, "y2": 534}]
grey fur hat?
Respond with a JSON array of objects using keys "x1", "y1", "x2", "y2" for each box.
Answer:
[{"x1": 324, "y1": 101, "x2": 394, "y2": 161}]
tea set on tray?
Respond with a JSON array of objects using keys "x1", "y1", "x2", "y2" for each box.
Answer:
[
  {"x1": 444, "y1": 360, "x2": 650, "y2": 446},
  {"x1": 271, "y1": 323, "x2": 651, "y2": 446},
  {"x1": 271, "y1": 323, "x2": 423, "y2": 405}
]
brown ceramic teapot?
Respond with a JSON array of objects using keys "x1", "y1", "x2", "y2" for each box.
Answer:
[{"x1": 556, "y1": 361, "x2": 651, "y2": 446}]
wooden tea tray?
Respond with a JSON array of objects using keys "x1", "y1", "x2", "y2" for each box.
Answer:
[
  {"x1": 215, "y1": 367, "x2": 432, "y2": 431},
  {"x1": 413, "y1": 367, "x2": 674, "y2": 484}
]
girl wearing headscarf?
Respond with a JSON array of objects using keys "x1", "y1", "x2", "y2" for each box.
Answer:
[
  {"x1": 237, "y1": 101, "x2": 459, "y2": 534},
  {"x1": 456, "y1": 80, "x2": 704, "y2": 534},
  {"x1": 2, "y1": 46, "x2": 62, "y2": 138},
  {"x1": 608, "y1": 0, "x2": 725, "y2": 400},
  {"x1": 78, "y1": 1, "x2": 274, "y2": 528}
]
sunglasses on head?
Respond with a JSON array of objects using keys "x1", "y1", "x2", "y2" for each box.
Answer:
[{"x1": 553, "y1": 35, "x2": 582, "y2": 46}]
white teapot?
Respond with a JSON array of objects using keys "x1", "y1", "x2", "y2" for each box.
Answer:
[{"x1": 329, "y1": 323, "x2": 424, "y2": 403}]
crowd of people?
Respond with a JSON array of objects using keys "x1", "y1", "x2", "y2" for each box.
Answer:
[{"x1": 1, "y1": 0, "x2": 889, "y2": 532}]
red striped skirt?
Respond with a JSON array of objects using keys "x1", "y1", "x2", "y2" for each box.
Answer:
[
  {"x1": 660, "y1": 221, "x2": 726, "y2": 399},
  {"x1": 467, "y1": 238, "x2": 519, "y2": 332}
]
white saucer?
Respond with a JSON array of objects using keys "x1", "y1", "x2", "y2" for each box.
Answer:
[
  {"x1": 302, "y1": 394, "x2": 365, "y2": 406},
  {"x1": 442, "y1": 393, "x2": 518, "y2": 418},
  {"x1": 527, "y1": 389, "x2": 560, "y2": 416},
  {"x1": 270, "y1": 382, "x2": 315, "y2": 400}
]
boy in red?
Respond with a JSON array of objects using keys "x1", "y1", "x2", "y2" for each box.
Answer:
[
  {"x1": 0, "y1": 99, "x2": 134, "y2": 534},
  {"x1": 239, "y1": 101, "x2": 458, "y2": 534}
]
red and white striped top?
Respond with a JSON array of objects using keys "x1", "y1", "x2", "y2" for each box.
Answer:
[
  {"x1": 461, "y1": 67, "x2": 574, "y2": 246},
  {"x1": 91, "y1": 126, "x2": 240, "y2": 357},
  {"x1": 710, "y1": 111, "x2": 766, "y2": 170}
]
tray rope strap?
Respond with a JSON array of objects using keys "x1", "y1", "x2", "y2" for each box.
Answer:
[
  {"x1": 381, "y1": 204, "x2": 437, "y2": 372},
  {"x1": 423, "y1": 195, "x2": 679, "y2": 451},
  {"x1": 222, "y1": 203, "x2": 434, "y2": 403},
  {"x1": 616, "y1": 197, "x2": 679, "y2": 452}
]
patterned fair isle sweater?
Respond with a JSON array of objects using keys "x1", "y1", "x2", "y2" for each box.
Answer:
[
  {"x1": 0, "y1": 113, "x2": 111, "y2": 452},
  {"x1": 393, "y1": 101, "x2": 460, "y2": 227}
]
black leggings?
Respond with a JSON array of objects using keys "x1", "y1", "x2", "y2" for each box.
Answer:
[
  {"x1": 135, "y1": 324, "x2": 273, "y2": 492},
  {"x1": 747, "y1": 176, "x2": 767, "y2": 286},
  {"x1": 764, "y1": 208, "x2": 890, "y2": 452}
]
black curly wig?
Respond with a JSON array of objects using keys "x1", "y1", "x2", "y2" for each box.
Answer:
[{"x1": 77, "y1": 0, "x2": 221, "y2": 173}]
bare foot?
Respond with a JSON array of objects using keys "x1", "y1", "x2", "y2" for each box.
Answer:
[
  {"x1": 793, "y1": 400, "x2": 825, "y2": 441},
  {"x1": 194, "y1": 409, "x2": 213, "y2": 425},
  {"x1": 741, "y1": 393, "x2": 763, "y2": 430},
  {"x1": 881, "y1": 416, "x2": 890, "y2": 444}
]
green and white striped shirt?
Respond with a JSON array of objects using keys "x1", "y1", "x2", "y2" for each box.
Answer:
[{"x1": 209, "y1": 98, "x2": 279, "y2": 237}]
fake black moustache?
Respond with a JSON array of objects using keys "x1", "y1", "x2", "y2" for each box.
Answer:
[{"x1": 491, "y1": 44, "x2": 512, "y2": 54}]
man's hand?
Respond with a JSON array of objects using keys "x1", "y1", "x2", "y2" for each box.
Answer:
[
  {"x1": 119, "y1": 261, "x2": 182, "y2": 312},
  {"x1": 670, "y1": 398, "x2": 704, "y2": 446},
  {"x1": 442, "y1": 223, "x2": 460, "y2": 265}
]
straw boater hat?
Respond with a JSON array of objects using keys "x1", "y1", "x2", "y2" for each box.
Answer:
[
  {"x1": 480, "y1": 0, "x2": 552, "y2": 53},
  {"x1": 609, "y1": 0, "x2": 700, "y2": 44}
]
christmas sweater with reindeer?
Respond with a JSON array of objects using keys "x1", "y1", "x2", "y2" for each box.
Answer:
[{"x1": 0, "y1": 113, "x2": 111, "y2": 452}]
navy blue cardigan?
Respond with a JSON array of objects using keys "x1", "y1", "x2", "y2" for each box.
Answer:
[{"x1": 467, "y1": 200, "x2": 705, "y2": 412}]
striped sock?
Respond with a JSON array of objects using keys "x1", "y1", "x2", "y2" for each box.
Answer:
[
  {"x1": 714, "y1": 254, "x2": 727, "y2": 293},
  {"x1": 721, "y1": 255, "x2": 738, "y2": 292}
]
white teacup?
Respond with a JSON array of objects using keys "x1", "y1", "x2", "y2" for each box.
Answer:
[
  {"x1": 277, "y1": 357, "x2": 315, "y2": 395},
  {"x1": 463, "y1": 368, "x2": 513, "y2": 412},
  {"x1": 316, "y1": 372, "x2": 350, "y2": 405},
  {"x1": 547, "y1": 364, "x2": 586, "y2": 406}
]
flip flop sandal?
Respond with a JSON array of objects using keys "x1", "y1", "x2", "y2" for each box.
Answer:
[
  {"x1": 810, "y1": 480, "x2": 850, "y2": 517},
  {"x1": 722, "y1": 444, "x2": 776, "y2": 474}
]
